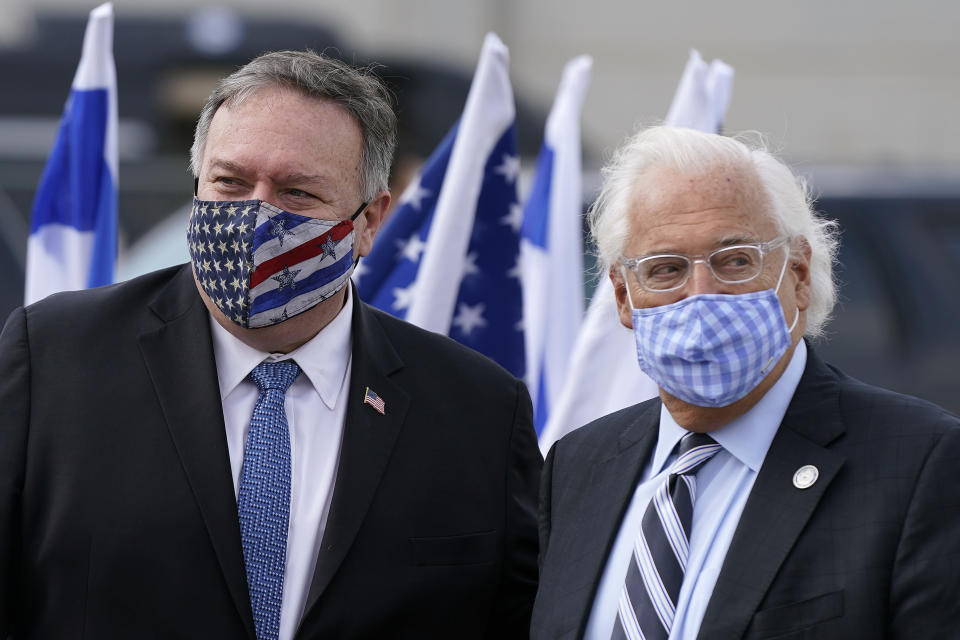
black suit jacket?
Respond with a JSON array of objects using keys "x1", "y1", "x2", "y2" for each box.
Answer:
[
  {"x1": 531, "y1": 345, "x2": 960, "y2": 639},
  {"x1": 0, "y1": 264, "x2": 541, "y2": 639}
]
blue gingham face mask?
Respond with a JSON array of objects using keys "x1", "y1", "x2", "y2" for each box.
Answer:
[{"x1": 628, "y1": 254, "x2": 798, "y2": 408}]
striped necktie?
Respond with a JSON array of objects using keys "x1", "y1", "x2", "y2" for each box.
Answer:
[
  {"x1": 613, "y1": 432, "x2": 721, "y2": 640},
  {"x1": 237, "y1": 360, "x2": 300, "y2": 640}
]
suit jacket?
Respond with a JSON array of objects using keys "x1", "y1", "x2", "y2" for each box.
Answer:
[
  {"x1": 0, "y1": 264, "x2": 541, "y2": 639},
  {"x1": 531, "y1": 345, "x2": 960, "y2": 639}
]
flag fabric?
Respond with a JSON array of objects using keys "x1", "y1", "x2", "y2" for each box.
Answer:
[
  {"x1": 665, "y1": 49, "x2": 734, "y2": 135},
  {"x1": 521, "y1": 56, "x2": 591, "y2": 437},
  {"x1": 538, "y1": 49, "x2": 734, "y2": 453},
  {"x1": 354, "y1": 33, "x2": 524, "y2": 377},
  {"x1": 25, "y1": 2, "x2": 117, "y2": 305}
]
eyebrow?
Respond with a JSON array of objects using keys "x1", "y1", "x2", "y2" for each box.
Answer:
[
  {"x1": 278, "y1": 172, "x2": 333, "y2": 188},
  {"x1": 717, "y1": 235, "x2": 760, "y2": 247},
  {"x1": 207, "y1": 160, "x2": 332, "y2": 188},
  {"x1": 639, "y1": 235, "x2": 762, "y2": 257},
  {"x1": 207, "y1": 159, "x2": 249, "y2": 177}
]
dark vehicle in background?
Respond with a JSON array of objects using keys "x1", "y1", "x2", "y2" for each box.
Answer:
[{"x1": 816, "y1": 196, "x2": 960, "y2": 414}]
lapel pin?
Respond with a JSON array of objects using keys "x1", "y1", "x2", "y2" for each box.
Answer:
[
  {"x1": 363, "y1": 386, "x2": 386, "y2": 415},
  {"x1": 793, "y1": 464, "x2": 819, "y2": 489}
]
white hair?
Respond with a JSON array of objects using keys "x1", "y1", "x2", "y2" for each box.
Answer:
[{"x1": 589, "y1": 125, "x2": 840, "y2": 338}]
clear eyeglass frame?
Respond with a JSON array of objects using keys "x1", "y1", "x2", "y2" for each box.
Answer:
[{"x1": 620, "y1": 236, "x2": 790, "y2": 293}]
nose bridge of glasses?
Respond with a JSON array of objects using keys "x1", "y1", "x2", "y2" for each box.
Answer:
[
  {"x1": 687, "y1": 256, "x2": 721, "y2": 293},
  {"x1": 691, "y1": 256, "x2": 713, "y2": 270}
]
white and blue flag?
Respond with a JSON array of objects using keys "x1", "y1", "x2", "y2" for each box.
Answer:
[
  {"x1": 665, "y1": 49, "x2": 734, "y2": 135},
  {"x1": 539, "y1": 49, "x2": 734, "y2": 452},
  {"x1": 521, "y1": 56, "x2": 591, "y2": 436},
  {"x1": 355, "y1": 33, "x2": 524, "y2": 377},
  {"x1": 25, "y1": 2, "x2": 118, "y2": 305}
]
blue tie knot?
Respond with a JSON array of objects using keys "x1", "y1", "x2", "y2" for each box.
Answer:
[{"x1": 249, "y1": 360, "x2": 300, "y2": 393}]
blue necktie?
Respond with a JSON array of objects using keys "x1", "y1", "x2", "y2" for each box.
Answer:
[
  {"x1": 613, "y1": 432, "x2": 721, "y2": 640},
  {"x1": 237, "y1": 360, "x2": 300, "y2": 640}
]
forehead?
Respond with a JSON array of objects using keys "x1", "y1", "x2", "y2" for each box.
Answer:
[
  {"x1": 203, "y1": 85, "x2": 363, "y2": 182},
  {"x1": 624, "y1": 162, "x2": 778, "y2": 255}
]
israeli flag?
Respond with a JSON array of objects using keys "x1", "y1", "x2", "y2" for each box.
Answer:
[
  {"x1": 521, "y1": 56, "x2": 591, "y2": 436},
  {"x1": 355, "y1": 33, "x2": 524, "y2": 377},
  {"x1": 25, "y1": 2, "x2": 118, "y2": 305},
  {"x1": 538, "y1": 49, "x2": 734, "y2": 452}
]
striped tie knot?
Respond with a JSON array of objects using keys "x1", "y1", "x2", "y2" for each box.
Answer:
[
  {"x1": 671, "y1": 432, "x2": 721, "y2": 477},
  {"x1": 249, "y1": 360, "x2": 300, "y2": 393}
]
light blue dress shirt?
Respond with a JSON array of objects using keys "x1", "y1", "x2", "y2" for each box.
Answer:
[{"x1": 584, "y1": 341, "x2": 807, "y2": 640}]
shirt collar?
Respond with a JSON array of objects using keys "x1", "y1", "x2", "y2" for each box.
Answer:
[
  {"x1": 209, "y1": 286, "x2": 354, "y2": 410},
  {"x1": 653, "y1": 340, "x2": 808, "y2": 474}
]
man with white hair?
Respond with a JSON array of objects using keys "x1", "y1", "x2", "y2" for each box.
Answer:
[{"x1": 530, "y1": 126, "x2": 960, "y2": 639}]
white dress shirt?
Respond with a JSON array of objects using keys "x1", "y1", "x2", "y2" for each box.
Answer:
[
  {"x1": 585, "y1": 341, "x2": 807, "y2": 640},
  {"x1": 209, "y1": 286, "x2": 354, "y2": 640}
]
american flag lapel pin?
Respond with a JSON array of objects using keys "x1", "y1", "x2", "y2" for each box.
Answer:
[{"x1": 363, "y1": 386, "x2": 386, "y2": 415}]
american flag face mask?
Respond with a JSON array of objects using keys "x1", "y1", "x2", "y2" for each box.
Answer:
[{"x1": 187, "y1": 198, "x2": 365, "y2": 329}]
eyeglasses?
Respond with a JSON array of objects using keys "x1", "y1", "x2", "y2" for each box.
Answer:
[{"x1": 620, "y1": 236, "x2": 790, "y2": 293}]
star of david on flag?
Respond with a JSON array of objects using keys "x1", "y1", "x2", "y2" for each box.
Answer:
[{"x1": 355, "y1": 33, "x2": 524, "y2": 378}]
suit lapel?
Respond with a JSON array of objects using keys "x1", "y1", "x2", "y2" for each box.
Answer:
[
  {"x1": 300, "y1": 293, "x2": 410, "y2": 622},
  {"x1": 698, "y1": 346, "x2": 847, "y2": 640},
  {"x1": 550, "y1": 402, "x2": 660, "y2": 637},
  {"x1": 137, "y1": 265, "x2": 256, "y2": 639}
]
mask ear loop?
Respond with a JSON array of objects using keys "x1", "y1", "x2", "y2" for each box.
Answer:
[
  {"x1": 350, "y1": 201, "x2": 369, "y2": 221},
  {"x1": 774, "y1": 242, "x2": 800, "y2": 334},
  {"x1": 349, "y1": 201, "x2": 370, "y2": 268}
]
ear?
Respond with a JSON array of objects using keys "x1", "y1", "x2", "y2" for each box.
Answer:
[
  {"x1": 791, "y1": 236, "x2": 812, "y2": 311},
  {"x1": 355, "y1": 189, "x2": 391, "y2": 258},
  {"x1": 611, "y1": 266, "x2": 635, "y2": 329}
]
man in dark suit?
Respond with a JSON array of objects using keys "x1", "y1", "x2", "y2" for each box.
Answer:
[
  {"x1": 0, "y1": 50, "x2": 540, "y2": 639},
  {"x1": 531, "y1": 126, "x2": 960, "y2": 639}
]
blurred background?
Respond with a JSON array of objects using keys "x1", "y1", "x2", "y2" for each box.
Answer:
[{"x1": 2, "y1": 0, "x2": 958, "y2": 411}]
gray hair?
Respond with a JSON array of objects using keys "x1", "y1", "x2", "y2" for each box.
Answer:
[
  {"x1": 190, "y1": 49, "x2": 396, "y2": 201},
  {"x1": 589, "y1": 125, "x2": 840, "y2": 338}
]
